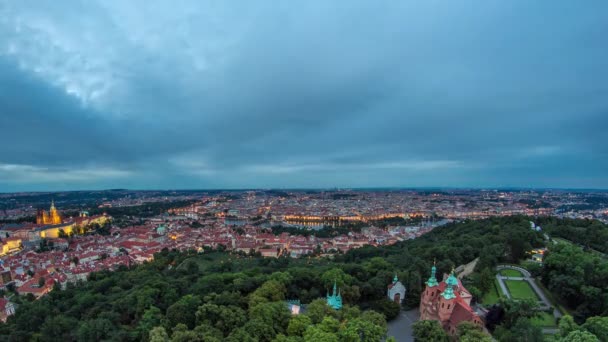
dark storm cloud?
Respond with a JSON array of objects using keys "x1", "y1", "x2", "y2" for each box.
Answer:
[{"x1": 0, "y1": 0, "x2": 607, "y2": 191}]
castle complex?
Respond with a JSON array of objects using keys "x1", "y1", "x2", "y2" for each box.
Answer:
[
  {"x1": 36, "y1": 201, "x2": 62, "y2": 225},
  {"x1": 419, "y1": 262, "x2": 482, "y2": 335}
]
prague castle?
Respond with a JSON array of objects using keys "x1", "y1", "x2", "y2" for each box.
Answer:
[{"x1": 36, "y1": 201, "x2": 62, "y2": 225}]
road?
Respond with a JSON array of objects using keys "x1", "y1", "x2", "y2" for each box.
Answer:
[{"x1": 387, "y1": 309, "x2": 419, "y2": 342}]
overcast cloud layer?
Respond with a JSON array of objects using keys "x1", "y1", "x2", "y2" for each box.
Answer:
[{"x1": 1, "y1": 0, "x2": 607, "y2": 191}]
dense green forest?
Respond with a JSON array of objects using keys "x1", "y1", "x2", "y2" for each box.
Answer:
[
  {"x1": 536, "y1": 217, "x2": 608, "y2": 254},
  {"x1": 1, "y1": 216, "x2": 607, "y2": 341}
]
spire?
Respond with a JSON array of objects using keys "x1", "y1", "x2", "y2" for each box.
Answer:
[
  {"x1": 441, "y1": 283, "x2": 456, "y2": 300},
  {"x1": 393, "y1": 274, "x2": 398, "y2": 284},
  {"x1": 50, "y1": 200, "x2": 55, "y2": 210},
  {"x1": 442, "y1": 267, "x2": 458, "y2": 299},
  {"x1": 446, "y1": 267, "x2": 458, "y2": 287},
  {"x1": 333, "y1": 280, "x2": 337, "y2": 296},
  {"x1": 425, "y1": 260, "x2": 439, "y2": 287}
]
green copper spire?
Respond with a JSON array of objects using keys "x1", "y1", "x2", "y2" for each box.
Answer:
[
  {"x1": 441, "y1": 283, "x2": 456, "y2": 299},
  {"x1": 426, "y1": 261, "x2": 439, "y2": 287},
  {"x1": 446, "y1": 268, "x2": 458, "y2": 287},
  {"x1": 393, "y1": 274, "x2": 398, "y2": 284},
  {"x1": 441, "y1": 268, "x2": 458, "y2": 300},
  {"x1": 327, "y1": 280, "x2": 342, "y2": 310}
]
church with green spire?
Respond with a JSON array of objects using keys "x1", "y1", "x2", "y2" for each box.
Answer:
[
  {"x1": 418, "y1": 261, "x2": 482, "y2": 336},
  {"x1": 326, "y1": 281, "x2": 342, "y2": 310}
]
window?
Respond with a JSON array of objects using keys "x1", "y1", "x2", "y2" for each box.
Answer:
[
  {"x1": 447, "y1": 304, "x2": 450, "y2": 309},
  {"x1": 442, "y1": 303, "x2": 444, "y2": 308}
]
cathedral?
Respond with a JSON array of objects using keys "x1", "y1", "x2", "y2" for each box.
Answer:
[
  {"x1": 36, "y1": 201, "x2": 62, "y2": 225},
  {"x1": 419, "y1": 262, "x2": 482, "y2": 335}
]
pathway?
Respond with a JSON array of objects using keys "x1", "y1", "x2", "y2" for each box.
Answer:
[
  {"x1": 387, "y1": 309, "x2": 419, "y2": 342},
  {"x1": 495, "y1": 265, "x2": 562, "y2": 319}
]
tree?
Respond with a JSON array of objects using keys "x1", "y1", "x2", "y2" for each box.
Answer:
[
  {"x1": 305, "y1": 299, "x2": 333, "y2": 324},
  {"x1": 494, "y1": 318, "x2": 543, "y2": 342},
  {"x1": 196, "y1": 303, "x2": 246, "y2": 336},
  {"x1": 478, "y1": 268, "x2": 494, "y2": 294},
  {"x1": 249, "y1": 302, "x2": 291, "y2": 335},
  {"x1": 561, "y1": 330, "x2": 600, "y2": 342},
  {"x1": 138, "y1": 306, "x2": 164, "y2": 339},
  {"x1": 149, "y1": 327, "x2": 170, "y2": 342},
  {"x1": 226, "y1": 328, "x2": 257, "y2": 342},
  {"x1": 242, "y1": 319, "x2": 277, "y2": 342},
  {"x1": 248, "y1": 280, "x2": 286, "y2": 307},
  {"x1": 457, "y1": 322, "x2": 491, "y2": 342},
  {"x1": 303, "y1": 326, "x2": 339, "y2": 342},
  {"x1": 39, "y1": 316, "x2": 78, "y2": 342},
  {"x1": 76, "y1": 318, "x2": 115, "y2": 342},
  {"x1": 559, "y1": 315, "x2": 580, "y2": 338},
  {"x1": 369, "y1": 299, "x2": 400, "y2": 321},
  {"x1": 341, "y1": 317, "x2": 387, "y2": 342},
  {"x1": 166, "y1": 295, "x2": 201, "y2": 329},
  {"x1": 287, "y1": 314, "x2": 312, "y2": 336},
  {"x1": 582, "y1": 316, "x2": 608, "y2": 342},
  {"x1": 321, "y1": 268, "x2": 353, "y2": 289},
  {"x1": 412, "y1": 320, "x2": 448, "y2": 342},
  {"x1": 498, "y1": 298, "x2": 539, "y2": 328}
]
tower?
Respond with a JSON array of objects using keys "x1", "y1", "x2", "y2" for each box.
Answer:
[
  {"x1": 438, "y1": 271, "x2": 457, "y2": 322},
  {"x1": 49, "y1": 200, "x2": 61, "y2": 224},
  {"x1": 419, "y1": 261, "x2": 440, "y2": 320},
  {"x1": 326, "y1": 281, "x2": 343, "y2": 310}
]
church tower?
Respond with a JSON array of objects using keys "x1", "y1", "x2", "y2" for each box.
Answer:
[
  {"x1": 49, "y1": 200, "x2": 62, "y2": 224},
  {"x1": 419, "y1": 261, "x2": 440, "y2": 320},
  {"x1": 326, "y1": 281, "x2": 343, "y2": 310},
  {"x1": 438, "y1": 270, "x2": 458, "y2": 322}
]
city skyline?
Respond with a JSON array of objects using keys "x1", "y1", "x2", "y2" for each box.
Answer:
[{"x1": 2, "y1": 1, "x2": 608, "y2": 192}]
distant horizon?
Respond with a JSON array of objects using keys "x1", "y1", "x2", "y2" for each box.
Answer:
[{"x1": 2, "y1": 185, "x2": 608, "y2": 195}]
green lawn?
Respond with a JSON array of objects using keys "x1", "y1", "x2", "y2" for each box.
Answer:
[
  {"x1": 531, "y1": 312, "x2": 557, "y2": 328},
  {"x1": 504, "y1": 280, "x2": 539, "y2": 300},
  {"x1": 500, "y1": 269, "x2": 524, "y2": 277},
  {"x1": 482, "y1": 279, "x2": 502, "y2": 305}
]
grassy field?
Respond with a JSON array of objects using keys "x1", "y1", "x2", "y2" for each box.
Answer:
[
  {"x1": 499, "y1": 268, "x2": 524, "y2": 277},
  {"x1": 505, "y1": 280, "x2": 539, "y2": 300},
  {"x1": 531, "y1": 311, "x2": 557, "y2": 328},
  {"x1": 482, "y1": 279, "x2": 503, "y2": 305}
]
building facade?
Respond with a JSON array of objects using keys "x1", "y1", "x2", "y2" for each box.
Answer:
[
  {"x1": 387, "y1": 274, "x2": 406, "y2": 304},
  {"x1": 36, "y1": 201, "x2": 62, "y2": 225},
  {"x1": 419, "y1": 263, "x2": 482, "y2": 335}
]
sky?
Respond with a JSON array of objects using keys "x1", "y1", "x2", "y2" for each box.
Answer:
[{"x1": 1, "y1": 1, "x2": 607, "y2": 192}]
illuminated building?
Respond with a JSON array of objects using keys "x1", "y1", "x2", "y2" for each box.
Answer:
[{"x1": 36, "y1": 201, "x2": 62, "y2": 225}]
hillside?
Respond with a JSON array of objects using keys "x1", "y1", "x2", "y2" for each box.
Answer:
[{"x1": 0, "y1": 216, "x2": 603, "y2": 341}]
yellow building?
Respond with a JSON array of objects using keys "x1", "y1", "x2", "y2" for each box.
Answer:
[
  {"x1": 36, "y1": 201, "x2": 62, "y2": 225},
  {"x1": 0, "y1": 237, "x2": 22, "y2": 256},
  {"x1": 37, "y1": 215, "x2": 109, "y2": 239}
]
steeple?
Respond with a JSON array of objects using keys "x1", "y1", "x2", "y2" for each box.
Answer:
[
  {"x1": 393, "y1": 274, "x2": 398, "y2": 284},
  {"x1": 441, "y1": 268, "x2": 458, "y2": 300},
  {"x1": 326, "y1": 280, "x2": 343, "y2": 310},
  {"x1": 50, "y1": 200, "x2": 56, "y2": 211},
  {"x1": 426, "y1": 260, "x2": 439, "y2": 287}
]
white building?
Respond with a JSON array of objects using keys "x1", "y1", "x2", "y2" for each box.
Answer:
[{"x1": 387, "y1": 274, "x2": 406, "y2": 304}]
